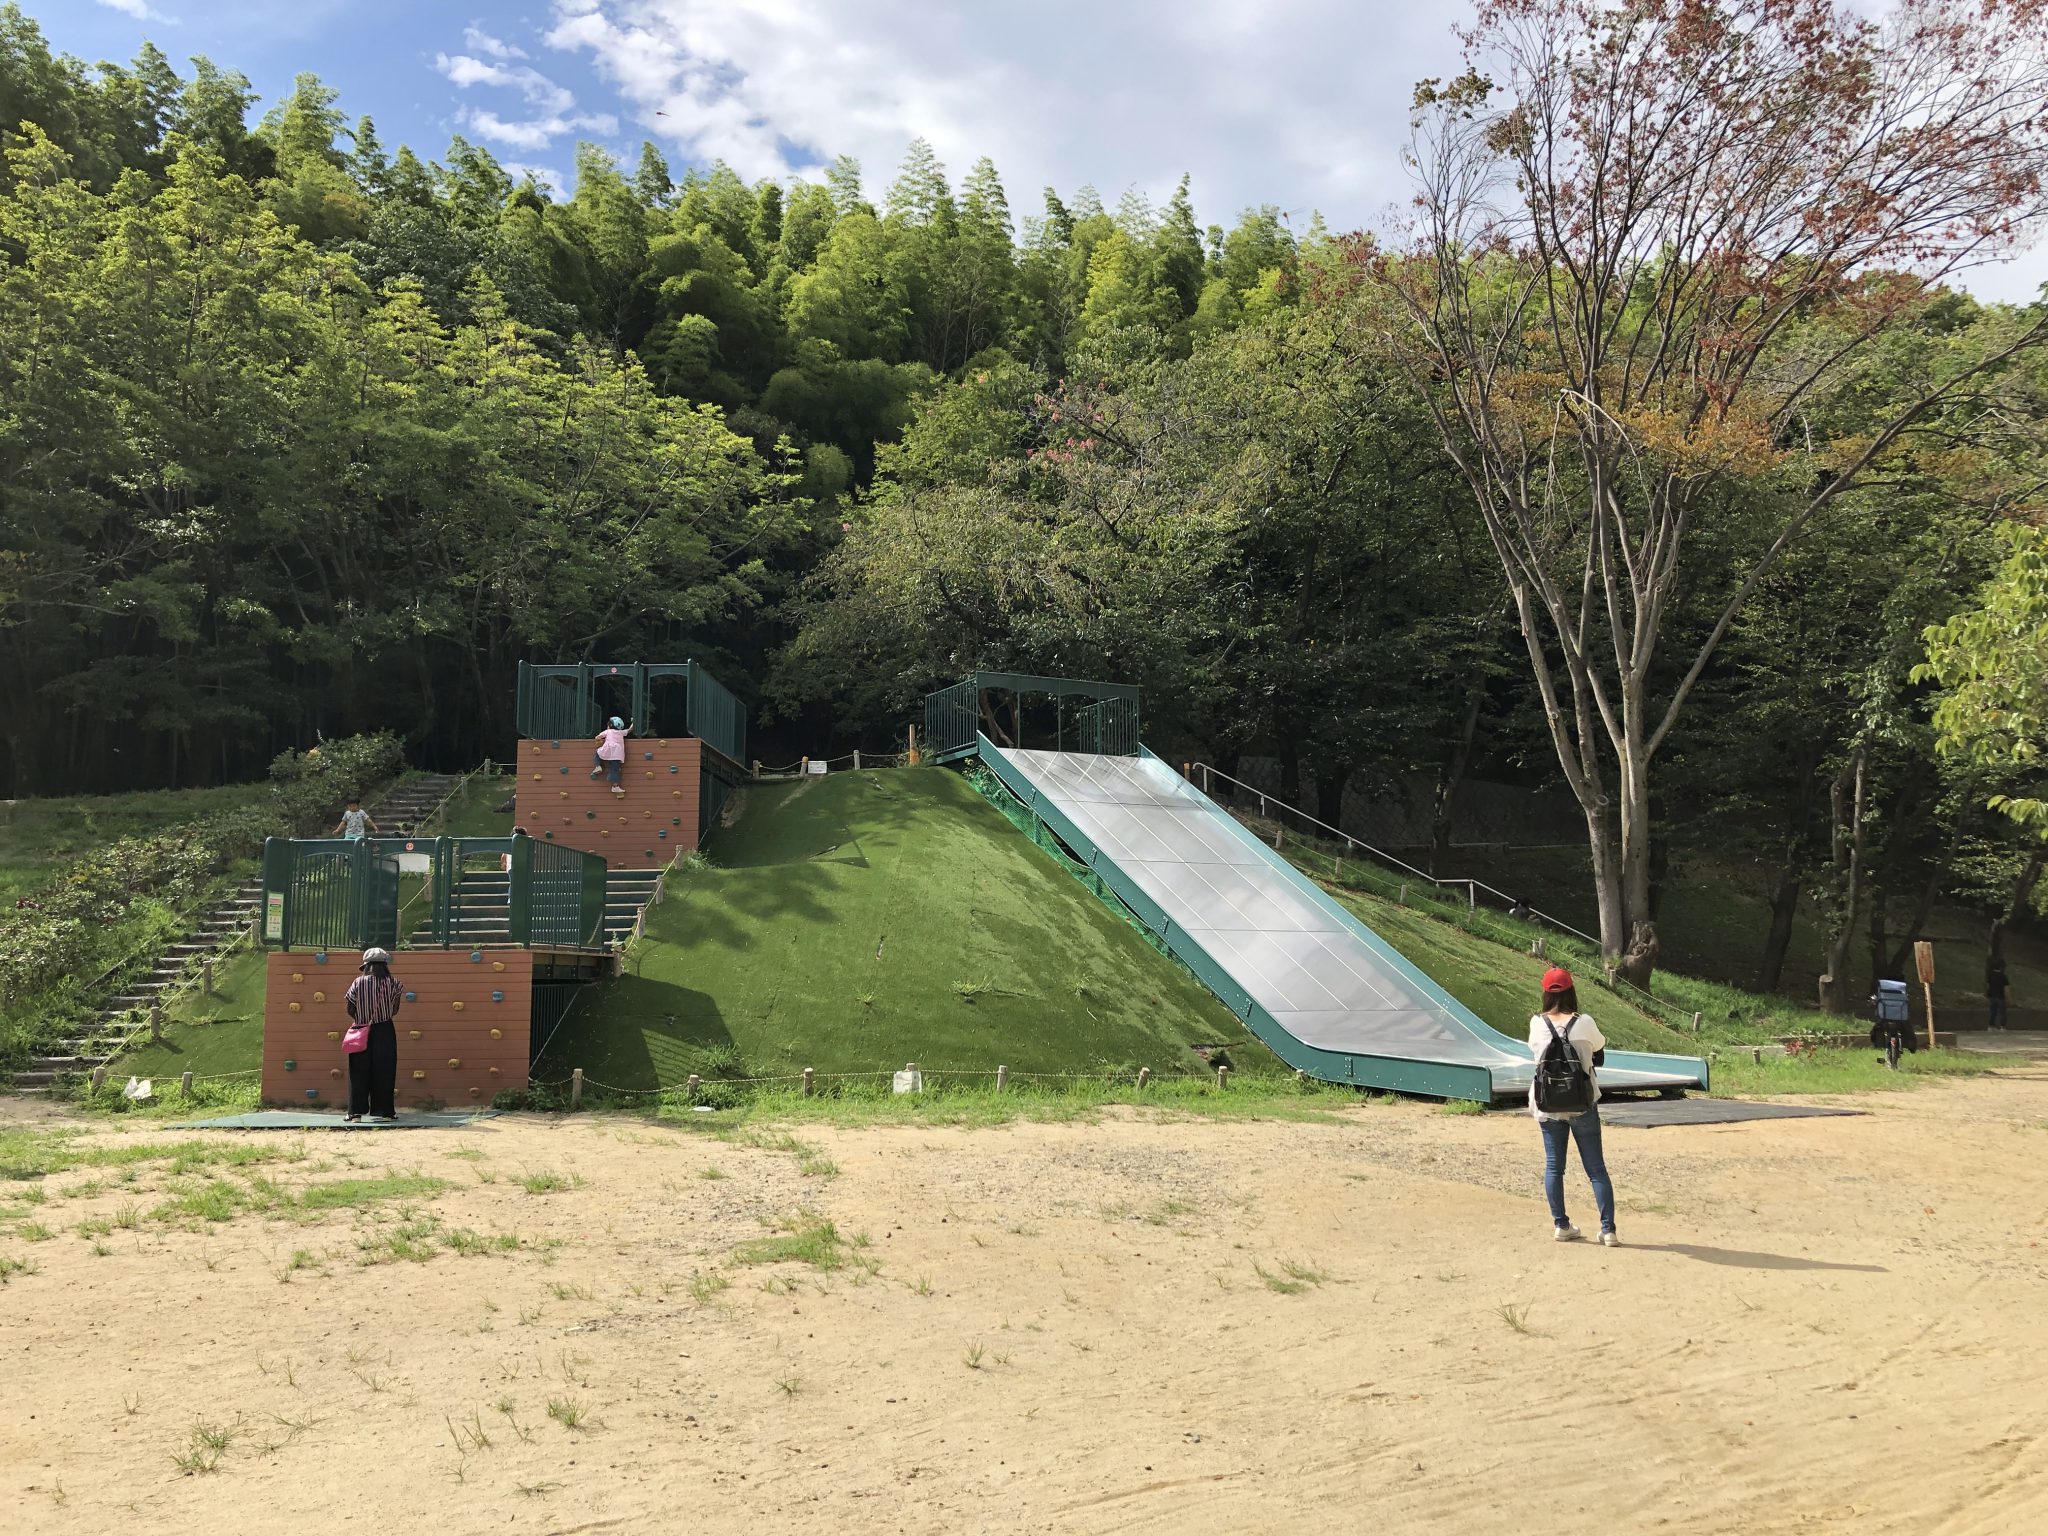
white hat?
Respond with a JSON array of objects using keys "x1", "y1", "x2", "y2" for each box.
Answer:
[{"x1": 361, "y1": 947, "x2": 392, "y2": 964}]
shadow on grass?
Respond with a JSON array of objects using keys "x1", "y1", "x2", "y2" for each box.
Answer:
[{"x1": 1633, "y1": 1242, "x2": 1887, "y2": 1273}]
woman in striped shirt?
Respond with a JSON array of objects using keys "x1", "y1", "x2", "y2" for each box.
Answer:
[{"x1": 344, "y1": 948, "x2": 404, "y2": 1122}]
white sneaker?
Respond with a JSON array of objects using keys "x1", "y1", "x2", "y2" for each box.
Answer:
[
  {"x1": 1553, "y1": 1224, "x2": 1583, "y2": 1242},
  {"x1": 1599, "y1": 1231, "x2": 1621, "y2": 1248}
]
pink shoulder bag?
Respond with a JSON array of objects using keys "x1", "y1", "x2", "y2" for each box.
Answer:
[{"x1": 342, "y1": 1022, "x2": 370, "y2": 1053}]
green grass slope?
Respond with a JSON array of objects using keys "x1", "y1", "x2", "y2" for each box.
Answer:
[{"x1": 538, "y1": 769, "x2": 1260, "y2": 1087}]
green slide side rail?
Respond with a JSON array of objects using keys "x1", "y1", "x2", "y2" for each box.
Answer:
[{"x1": 974, "y1": 737, "x2": 1708, "y2": 1101}]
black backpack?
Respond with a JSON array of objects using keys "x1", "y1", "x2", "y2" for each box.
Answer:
[{"x1": 1534, "y1": 1014, "x2": 1593, "y2": 1115}]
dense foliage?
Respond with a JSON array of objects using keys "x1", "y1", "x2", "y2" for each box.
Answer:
[{"x1": 5, "y1": 1, "x2": 2048, "y2": 1001}]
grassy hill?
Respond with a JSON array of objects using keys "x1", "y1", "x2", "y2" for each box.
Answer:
[
  {"x1": 535, "y1": 769, "x2": 1260, "y2": 1087},
  {"x1": 111, "y1": 762, "x2": 1992, "y2": 1102}
]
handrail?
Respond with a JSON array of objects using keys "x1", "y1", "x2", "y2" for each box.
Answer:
[{"x1": 1185, "y1": 761, "x2": 1601, "y2": 948}]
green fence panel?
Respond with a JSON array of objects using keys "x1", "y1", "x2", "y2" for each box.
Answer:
[
  {"x1": 262, "y1": 836, "x2": 605, "y2": 952},
  {"x1": 516, "y1": 662, "x2": 599, "y2": 740},
  {"x1": 261, "y1": 838, "x2": 399, "y2": 952},
  {"x1": 1075, "y1": 696, "x2": 1140, "y2": 756},
  {"x1": 923, "y1": 678, "x2": 979, "y2": 759},
  {"x1": 517, "y1": 659, "x2": 747, "y2": 764},
  {"x1": 922, "y1": 672, "x2": 1140, "y2": 761}
]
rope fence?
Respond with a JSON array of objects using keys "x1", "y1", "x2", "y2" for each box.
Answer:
[
  {"x1": 749, "y1": 751, "x2": 911, "y2": 778},
  {"x1": 523, "y1": 1058, "x2": 1276, "y2": 1109}
]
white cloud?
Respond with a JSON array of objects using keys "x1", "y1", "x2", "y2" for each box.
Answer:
[
  {"x1": 96, "y1": 0, "x2": 165, "y2": 18},
  {"x1": 464, "y1": 24, "x2": 528, "y2": 61},
  {"x1": 434, "y1": 52, "x2": 578, "y2": 115},
  {"x1": 463, "y1": 107, "x2": 619, "y2": 152},
  {"x1": 539, "y1": 0, "x2": 1448, "y2": 228}
]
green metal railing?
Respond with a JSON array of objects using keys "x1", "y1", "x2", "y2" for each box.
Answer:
[
  {"x1": 261, "y1": 836, "x2": 607, "y2": 952},
  {"x1": 260, "y1": 840, "x2": 401, "y2": 952},
  {"x1": 1075, "y1": 696, "x2": 1140, "y2": 756},
  {"x1": 921, "y1": 671, "x2": 1142, "y2": 762},
  {"x1": 515, "y1": 660, "x2": 747, "y2": 765}
]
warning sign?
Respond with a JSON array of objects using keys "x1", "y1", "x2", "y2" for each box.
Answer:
[{"x1": 264, "y1": 891, "x2": 285, "y2": 941}]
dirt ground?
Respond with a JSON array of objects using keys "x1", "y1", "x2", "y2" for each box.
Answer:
[{"x1": 3, "y1": 1071, "x2": 2046, "y2": 1536}]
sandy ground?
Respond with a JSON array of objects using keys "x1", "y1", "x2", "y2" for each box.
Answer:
[{"x1": 3, "y1": 1071, "x2": 2047, "y2": 1536}]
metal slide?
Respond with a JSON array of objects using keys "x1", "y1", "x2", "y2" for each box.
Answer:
[{"x1": 977, "y1": 739, "x2": 1709, "y2": 1103}]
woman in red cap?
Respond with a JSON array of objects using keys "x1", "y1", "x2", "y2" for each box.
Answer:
[{"x1": 1529, "y1": 966, "x2": 1618, "y2": 1245}]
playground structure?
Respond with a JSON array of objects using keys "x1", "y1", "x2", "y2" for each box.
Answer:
[
  {"x1": 256, "y1": 834, "x2": 611, "y2": 1109},
  {"x1": 256, "y1": 659, "x2": 752, "y2": 1109},
  {"x1": 514, "y1": 661, "x2": 748, "y2": 867},
  {"x1": 927, "y1": 672, "x2": 1710, "y2": 1104}
]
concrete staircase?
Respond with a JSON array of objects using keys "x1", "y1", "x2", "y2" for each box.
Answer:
[
  {"x1": 9, "y1": 772, "x2": 466, "y2": 1092},
  {"x1": 603, "y1": 867, "x2": 665, "y2": 945}
]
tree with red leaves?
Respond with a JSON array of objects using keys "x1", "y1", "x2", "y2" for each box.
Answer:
[{"x1": 1393, "y1": 0, "x2": 2048, "y2": 986}]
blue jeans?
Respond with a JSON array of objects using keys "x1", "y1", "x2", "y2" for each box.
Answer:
[{"x1": 1540, "y1": 1109, "x2": 1616, "y2": 1233}]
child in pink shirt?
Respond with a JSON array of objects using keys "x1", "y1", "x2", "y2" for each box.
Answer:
[{"x1": 590, "y1": 717, "x2": 631, "y2": 795}]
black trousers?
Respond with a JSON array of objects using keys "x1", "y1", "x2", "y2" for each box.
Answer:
[{"x1": 347, "y1": 1019, "x2": 399, "y2": 1118}]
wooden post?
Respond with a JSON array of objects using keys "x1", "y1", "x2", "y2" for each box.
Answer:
[
  {"x1": 570, "y1": 1068, "x2": 583, "y2": 1111},
  {"x1": 149, "y1": 1004, "x2": 163, "y2": 1043},
  {"x1": 1136, "y1": 1066, "x2": 1151, "y2": 1089},
  {"x1": 686, "y1": 1073, "x2": 701, "y2": 1101},
  {"x1": 633, "y1": 909, "x2": 645, "y2": 940},
  {"x1": 1274, "y1": 828, "x2": 1283, "y2": 849},
  {"x1": 853, "y1": 749, "x2": 862, "y2": 771},
  {"x1": 202, "y1": 957, "x2": 215, "y2": 996},
  {"x1": 907, "y1": 724, "x2": 919, "y2": 765},
  {"x1": 1915, "y1": 940, "x2": 1937, "y2": 1052},
  {"x1": 802, "y1": 1067, "x2": 814, "y2": 1097},
  {"x1": 995, "y1": 1064, "x2": 1008, "y2": 1092},
  {"x1": 1398, "y1": 882, "x2": 1408, "y2": 906},
  {"x1": 180, "y1": 1071, "x2": 193, "y2": 1097},
  {"x1": 1216, "y1": 1065, "x2": 1230, "y2": 1090},
  {"x1": 1752, "y1": 1047, "x2": 1763, "y2": 1065},
  {"x1": 1468, "y1": 882, "x2": 1477, "y2": 911},
  {"x1": 1334, "y1": 856, "x2": 1343, "y2": 880},
  {"x1": 91, "y1": 1065, "x2": 106, "y2": 1092},
  {"x1": 1691, "y1": 1011, "x2": 1702, "y2": 1034}
]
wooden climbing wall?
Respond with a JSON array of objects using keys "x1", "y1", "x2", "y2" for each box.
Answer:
[
  {"x1": 513, "y1": 737, "x2": 704, "y2": 869},
  {"x1": 261, "y1": 950, "x2": 534, "y2": 1110}
]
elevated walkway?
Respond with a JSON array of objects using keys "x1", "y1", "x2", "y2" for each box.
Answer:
[{"x1": 973, "y1": 735, "x2": 1708, "y2": 1104}]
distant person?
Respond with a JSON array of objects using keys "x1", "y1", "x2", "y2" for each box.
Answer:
[
  {"x1": 1510, "y1": 897, "x2": 1534, "y2": 922},
  {"x1": 1871, "y1": 979, "x2": 1915, "y2": 1068},
  {"x1": 590, "y1": 716, "x2": 632, "y2": 797},
  {"x1": 1986, "y1": 955, "x2": 2011, "y2": 1031},
  {"x1": 343, "y1": 947, "x2": 402, "y2": 1123},
  {"x1": 333, "y1": 797, "x2": 378, "y2": 840},
  {"x1": 504, "y1": 825, "x2": 528, "y2": 875},
  {"x1": 1529, "y1": 965, "x2": 1618, "y2": 1246}
]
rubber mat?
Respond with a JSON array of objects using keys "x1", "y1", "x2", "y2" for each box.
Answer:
[
  {"x1": 1599, "y1": 1098, "x2": 1861, "y2": 1128},
  {"x1": 170, "y1": 1109, "x2": 500, "y2": 1131}
]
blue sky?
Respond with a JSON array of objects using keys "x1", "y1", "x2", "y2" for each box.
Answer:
[{"x1": 33, "y1": 0, "x2": 2048, "y2": 301}]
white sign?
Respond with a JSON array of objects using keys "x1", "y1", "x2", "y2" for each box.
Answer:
[
  {"x1": 892, "y1": 1069, "x2": 923, "y2": 1095},
  {"x1": 264, "y1": 891, "x2": 285, "y2": 941},
  {"x1": 806, "y1": 759, "x2": 829, "y2": 775}
]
